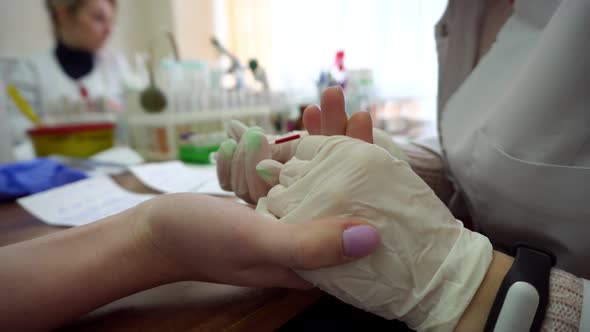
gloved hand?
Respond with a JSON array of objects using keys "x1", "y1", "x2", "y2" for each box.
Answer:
[
  {"x1": 216, "y1": 120, "x2": 407, "y2": 204},
  {"x1": 255, "y1": 135, "x2": 492, "y2": 332},
  {"x1": 216, "y1": 120, "x2": 306, "y2": 203}
]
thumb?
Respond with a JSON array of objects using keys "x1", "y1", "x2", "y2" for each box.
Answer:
[{"x1": 254, "y1": 218, "x2": 381, "y2": 270}]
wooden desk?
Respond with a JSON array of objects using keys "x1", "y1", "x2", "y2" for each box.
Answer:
[{"x1": 0, "y1": 173, "x2": 413, "y2": 332}]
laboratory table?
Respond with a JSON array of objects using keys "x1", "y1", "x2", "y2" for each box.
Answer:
[{"x1": 0, "y1": 172, "x2": 412, "y2": 332}]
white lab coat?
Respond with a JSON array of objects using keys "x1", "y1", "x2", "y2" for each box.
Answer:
[
  {"x1": 6, "y1": 49, "x2": 132, "y2": 142},
  {"x1": 10, "y1": 49, "x2": 131, "y2": 117},
  {"x1": 437, "y1": 0, "x2": 590, "y2": 328}
]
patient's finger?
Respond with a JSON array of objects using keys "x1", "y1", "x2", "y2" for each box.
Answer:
[
  {"x1": 346, "y1": 112, "x2": 373, "y2": 144},
  {"x1": 302, "y1": 104, "x2": 321, "y2": 135},
  {"x1": 320, "y1": 86, "x2": 348, "y2": 135}
]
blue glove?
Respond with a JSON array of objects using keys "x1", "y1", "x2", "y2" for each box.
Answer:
[{"x1": 0, "y1": 158, "x2": 87, "y2": 201}]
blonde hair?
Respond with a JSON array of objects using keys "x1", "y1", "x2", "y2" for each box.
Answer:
[{"x1": 45, "y1": 0, "x2": 116, "y2": 37}]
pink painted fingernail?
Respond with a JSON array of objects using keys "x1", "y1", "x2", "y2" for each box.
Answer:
[{"x1": 342, "y1": 225, "x2": 380, "y2": 257}]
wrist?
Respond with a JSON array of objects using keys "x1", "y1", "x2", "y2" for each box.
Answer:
[
  {"x1": 0, "y1": 205, "x2": 181, "y2": 330},
  {"x1": 455, "y1": 251, "x2": 514, "y2": 332},
  {"x1": 131, "y1": 199, "x2": 186, "y2": 283}
]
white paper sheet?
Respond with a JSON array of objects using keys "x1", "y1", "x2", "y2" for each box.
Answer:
[
  {"x1": 91, "y1": 146, "x2": 145, "y2": 166},
  {"x1": 18, "y1": 177, "x2": 155, "y2": 227},
  {"x1": 130, "y1": 161, "x2": 233, "y2": 196}
]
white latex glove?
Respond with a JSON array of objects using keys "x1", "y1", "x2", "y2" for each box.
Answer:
[
  {"x1": 216, "y1": 120, "x2": 305, "y2": 203},
  {"x1": 255, "y1": 135, "x2": 492, "y2": 332},
  {"x1": 216, "y1": 120, "x2": 407, "y2": 204}
]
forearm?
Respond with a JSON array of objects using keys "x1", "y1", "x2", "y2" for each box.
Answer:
[{"x1": 0, "y1": 207, "x2": 177, "y2": 331}]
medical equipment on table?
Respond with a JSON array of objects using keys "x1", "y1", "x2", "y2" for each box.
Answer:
[
  {"x1": 27, "y1": 122, "x2": 115, "y2": 158},
  {"x1": 140, "y1": 30, "x2": 179, "y2": 113},
  {"x1": 0, "y1": 158, "x2": 87, "y2": 201},
  {"x1": 272, "y1": 133, "x2": 300, "y2": 145},
  {"x1": 126, "y1": 89, "x2": 292, "y2": 161},
  {"x1": 177, "y1": 131, "x2": 226, "y2": 164},
  {"x1": 210, "y1": 37, "x2": 245, "y2": 90},
  {"x1": 6, "y1": 84, "x2": 42, "y2": 126},
  {"x1": 248, "y1": 59, "x2": 269, "y2": 91},
  {"x1": 0, "y1": 84, "x2": 15, "y2": 163},
  {"x1": 139, "y1": 55, "x2": 167, "y2": 113}
]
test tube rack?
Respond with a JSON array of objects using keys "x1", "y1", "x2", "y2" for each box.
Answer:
[{"x1": 125, "y1": 91, "x2": 288, "y2": 161}]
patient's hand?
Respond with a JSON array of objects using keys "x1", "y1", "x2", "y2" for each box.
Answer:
[
  {"x1": 216, "y1": 86, "x2": 405, "y2": 203},
  {"x1": 303, "y1": 86, "x2": 407, "y2": 161},
  {"x1": 301, "y1": 86, "x2": 374, "y2": 142}
]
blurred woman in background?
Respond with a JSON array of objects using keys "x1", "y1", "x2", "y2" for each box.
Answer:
[{"x1": 10, "y1": 0, "x2": 131, "y2": 121}]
